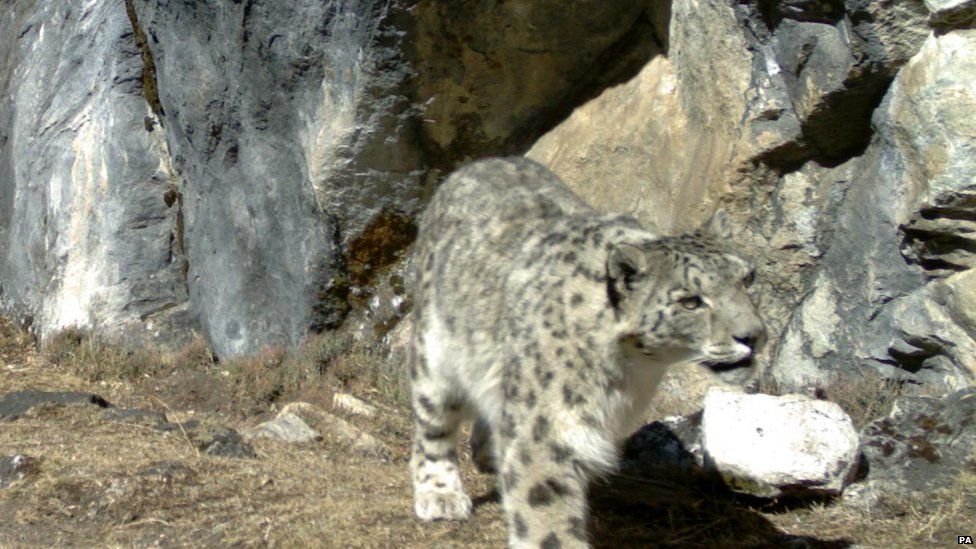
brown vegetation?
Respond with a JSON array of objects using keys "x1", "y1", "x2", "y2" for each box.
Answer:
[{"x1": 0, "y1": 318, "x2": 971, "y2": 547}]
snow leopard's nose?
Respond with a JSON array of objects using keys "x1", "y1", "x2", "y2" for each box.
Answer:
[
  {"x1": 734, "y1": 334, "x2": 760, "y2": 354},
  {"x1": 733, "y1": 322, "x2": 766, "y2": 355}
]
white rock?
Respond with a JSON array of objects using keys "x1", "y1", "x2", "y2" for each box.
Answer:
[
  {"x1": 332, "y1": 392, "x2": 378, "y2": 417},
  {"x1": 701, "y1": 388, "x2": 860, "y2": 498},
  {"x1": 279, "y1": 402, "x2": 389, "y2": 456}
]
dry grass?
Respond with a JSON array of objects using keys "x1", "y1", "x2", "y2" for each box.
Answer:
[
  {"x1": 35, "y1": 327, "x2": 401, "y2": 421},
  {"x1": 0, "y1": 402, "x2": 505, "y2": 548},
  {"x1": 755, "y1": 369, "x2": 925, "y2": 429},
  {"x1": 41, "y1": 327, "x2": 165, "y2": 382},
  {"x1": 1, "y1": 318, "x2": 973, "y2": 547},
  {"x1": 766, "y1": 470, "x2": 976, "y2": 546},
  {"x1": 820, "y1": 372, "x2": 907, "y2": 430}
]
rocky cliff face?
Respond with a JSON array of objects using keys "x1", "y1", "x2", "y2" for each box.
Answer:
[
  {"x1": 1, "y1": 0, "x2": 974, "y2": 391},
  {"x1": 530, "y1": 0, "x2": 976, "y2": 393},
  {"x1": 0, "y1": 0, "x2": 659, "y2": 356}
]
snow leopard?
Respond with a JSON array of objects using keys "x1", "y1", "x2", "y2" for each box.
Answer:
[{"x1": 408, "y1": 157, "x2": 765, "y2": 548}]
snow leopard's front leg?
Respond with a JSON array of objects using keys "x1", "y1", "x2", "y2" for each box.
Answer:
[
  {"x1": 409, "y1": 378, "x2": 471, "y2": 521},
  {"x1": 498, "y1": 426, "x2": 593, "y2": 549}
]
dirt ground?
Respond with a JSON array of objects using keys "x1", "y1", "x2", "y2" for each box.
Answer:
[{"x1": 0, "y1": 318, "x2": 971, "y2": 547}]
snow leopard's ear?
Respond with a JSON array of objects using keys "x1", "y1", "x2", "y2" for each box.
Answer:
[
  {"x1": 606, "y1": 242, "x2": 650, "y2": 309},
  {"x1": 700, "y1": 209, "x2": 733, "y2": 240}
]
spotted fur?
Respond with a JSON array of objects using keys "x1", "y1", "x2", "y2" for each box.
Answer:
[{"x1": 408, "y1": 157, "x2": 765, "y2": 548}]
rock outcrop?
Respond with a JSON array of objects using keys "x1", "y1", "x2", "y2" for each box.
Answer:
[
  {"x1": 0, "y1": 0, "x2": 660, "y2": 357},
  {"x1": 852, "y1": 387, "x2": 976, "y2": 503},
  {"x1": 0, "y1": 0, "x2": 974, "y2": 396},
  {"x1": 528, "y1": 1, "x2": 975, "y2": 394},
  {"x1": 773, "y1": 27, "x2": 976, "y2": 392}
]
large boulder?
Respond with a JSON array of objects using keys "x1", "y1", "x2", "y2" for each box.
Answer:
[
  {"x1": 845, "y1": 387, "x2": 976, "y2": 508},
  {"x1": 243, "y1": 412, "x2": 321, "y2": 444}
]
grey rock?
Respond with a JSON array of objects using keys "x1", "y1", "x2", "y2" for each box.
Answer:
[
  {"x1": 735, "y1": 0, "x2": 929, "y2": 168},
  {"x1": 771, "y1": 30, "x2": 976, "y2": 392},
  {"x1": 902, "y1": 194, "x2": 976, "y2": 275},
  {"x1": 332, "y1": 392, "x2": 379, "y2": 418},
  {"x1": 844, "y1": 0, "x2": 931, "y2": 66},
  {"x1": 888, "y1": 31, "x2": 976, "y2": 201},
  {"x1": 770, "y1": 142, "x2": 925, "y2": 389},
  {"x1": 860, "y1": 282, "x2": 976, "y2": 391},
  {"x1": 198, "y1": 427, "x2": 256, "y2": 459},
  {"x1": 770, "y1": 0, "x2": 846, "y2": 24},
  {"x1": 857, "y1": 387, "x2": 976, "y2": 494},
  {"x1": 621, "y1": 413, "x2": 706, "y2": 484},
  {"x1": 129, "y1": 0, "x2": 362, "y2": 355},
  {"x1": 741, "y1": 43, "x2": 808, "y2": 168},
  {"x1": 277, "y1": 402, "x2": 389, "y2": 456},
  {"x1": 244, "y1": 412, "x2": 321, "y2": 444},
  {"x1": 151, "y1": 419, "x2": 256, "y2": 458},
  {"x1": 0, "y1": 390, "x2": 112, "y2": 421},
  {"x1": 0, "y1": 2, "x2": 195, "y2": 349},
  {"x1": 772, "y1": 20, "x2": 853, "y2": 120},
  {"x1": 0, "y1": 0, "x2": 657, "y2": 356},
  {"x1": 0, "y1": 455, "x2": 40, "y2": 488}
]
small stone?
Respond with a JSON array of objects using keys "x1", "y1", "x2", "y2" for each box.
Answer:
[
  {"x1": 0, "y1": 455, "x2": 40, "y2": 488},
  {"x1": 279, "y1": 402, "x2": 390, "y2": 457},
  {"x1": 244, "y1": 412, "x2": 321, "y2": 443},
  {"x1": 332, "y1": 392, "x2": 378, "y2": 417},
  {"x1": 0, "y1": 390, "x2": 112, "y2": 421},
  {"x1": 841, "y1": 479, "x2": 890, "y2": 513},
  {"x1": 154, "y1": 419, "x2": 201, "y2": 433},
  {"x1": 701, "y1": 388, "x2": 860, "y2": 498},
  {"x1": 198, "y1": 427, "x2": 256, "y2": 459}
]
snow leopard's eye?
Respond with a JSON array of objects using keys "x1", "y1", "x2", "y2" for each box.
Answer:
[
  {"x1": 678, "y1": 295, "x2": 703, "y2": 310},
  {"x1": 743, "y1": 270, "x2": 756, "y2": 288}
]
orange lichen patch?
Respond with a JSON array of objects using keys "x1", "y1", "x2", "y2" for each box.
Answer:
[{"x1": 345, "y1": 209, "x2": 418, "y2": 288}]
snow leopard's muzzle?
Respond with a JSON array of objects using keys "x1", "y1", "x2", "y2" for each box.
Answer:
[{"x1": 701, "y1": 298, "x2": 766, "y2": 385}]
